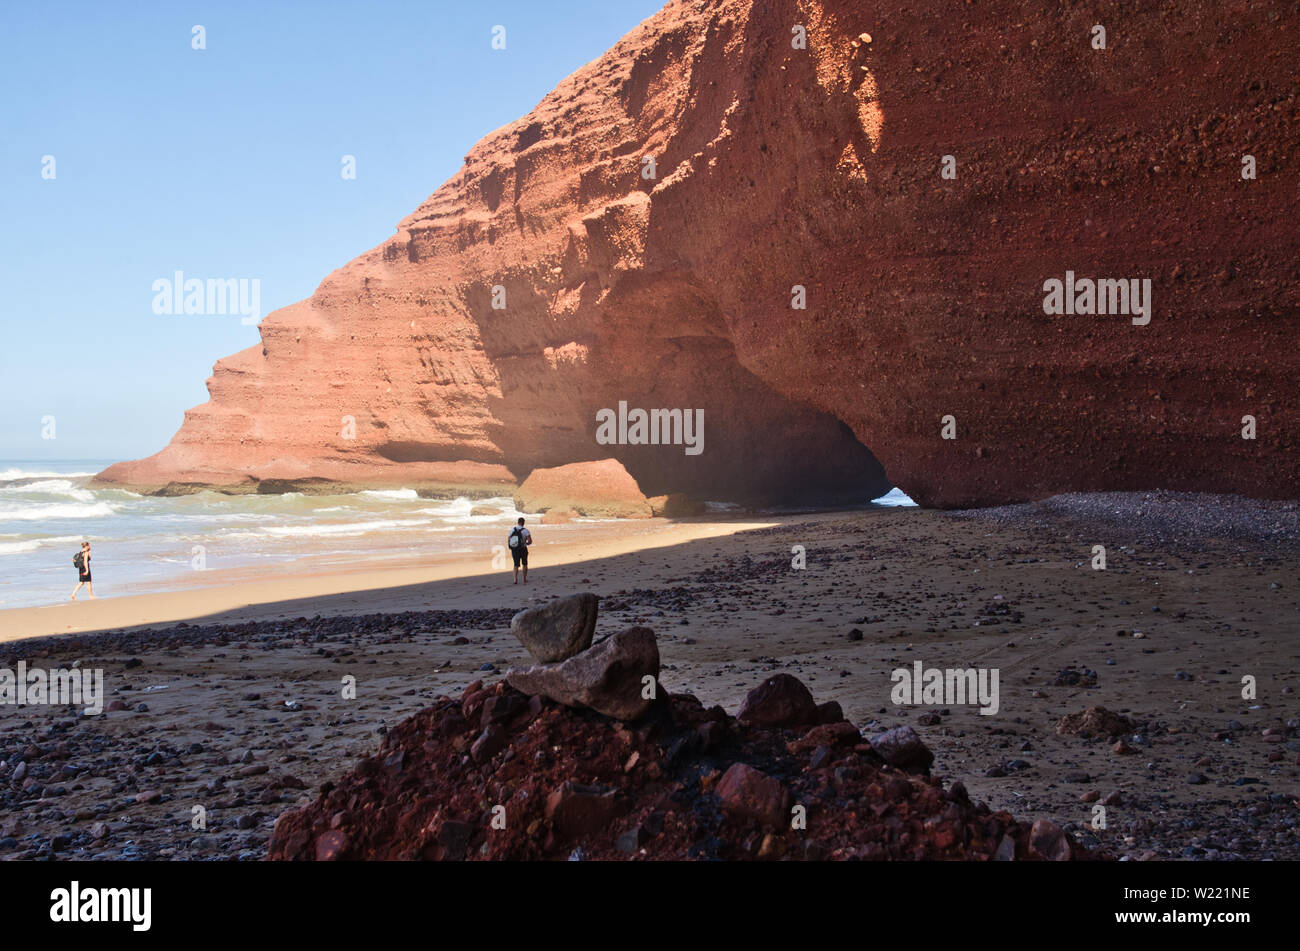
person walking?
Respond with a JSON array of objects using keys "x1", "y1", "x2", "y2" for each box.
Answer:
[
  {"x1": 70, "y1": 541, "x2": 96, "y2": 600},
  {"x1": 508, "y1": 517, "x2": 532, "y2": 584}
]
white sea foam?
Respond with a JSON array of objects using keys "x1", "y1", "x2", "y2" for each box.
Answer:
[
  {"x1": 0, "y1": 501, "x2": 120, "y2": 521},
  {"x1": 0, "y1": 539, "x2": 43, "y2": 555},
  {"x1": 359, "y1": 488, "x2": 420, "y2": 501},
  {"x1": 0, "y1": 468, "x2": 97, "y2": 481},
  {"x1": 240, "y1": 517, "x2": 446, "y2": 539},
  {"x1": 0, "y1": 479, "x2": 96, "y2": 502},
  {"x1": 0, "y1": 534, "x2": 85, "y2": 556}
]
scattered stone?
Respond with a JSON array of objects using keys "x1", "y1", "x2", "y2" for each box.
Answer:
[{"x1": 1052, "y1": 668, "x2": 1098, "y2": 688}]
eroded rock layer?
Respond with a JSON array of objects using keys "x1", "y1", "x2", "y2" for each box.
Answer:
[{"x1": 99, "y1": 0, "x2": 1298, "y2": 507}]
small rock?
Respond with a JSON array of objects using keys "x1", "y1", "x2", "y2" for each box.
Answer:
[
  {"x1": 715, "y1": 763, "x2": 792, "y2": 829},
  {"x1": 615, "y1": 825, "x2": 649, "y2": 854},
  {"x1": 315, "y1": 829, "x2": 349, "y2": 861},
  {"x1": 1029, "y1": 819, "x2": 1072, "y2": 861},
  {"x1": 470, "y1": 725, "x2": 508, "y2": 763},
  {"x1": 507, "y1": 626, "x2": 660, "y2": 721},
  {"x1": 736, "y1": 674, "x2": 818, "y2": 728},
  {"x1": 545, "y1": 781, "x2": 620, "y2": 838},
  {"x1": 510, "y1": 593, "x2": 599, "y2": 664},
  {"x1": 868, "y1": 726, "x2": 934, "y2": 773},
  {"x1": 1057, "y1": 707, "x2": 1136, "y2": 739}
]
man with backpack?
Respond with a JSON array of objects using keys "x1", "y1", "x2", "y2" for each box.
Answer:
[{"x1": 508, "y1": 517, "x2": 532, "y2": 584}]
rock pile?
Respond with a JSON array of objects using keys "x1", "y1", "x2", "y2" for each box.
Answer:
[
  {"x1": 507, "y1": 593, "x2": 659, "y2": 720},
  {"x1": 267, "y1": 598, "x2": 1099, "y2": 861}
]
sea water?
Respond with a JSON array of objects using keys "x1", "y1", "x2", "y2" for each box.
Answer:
[{"x1": 0, "y1": 460, "x2": 913, "y2": 609}]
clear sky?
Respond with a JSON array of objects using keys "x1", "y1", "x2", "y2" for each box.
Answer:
[{"x1": 0, "y1": 0, "x2": 663, "y2": 462}]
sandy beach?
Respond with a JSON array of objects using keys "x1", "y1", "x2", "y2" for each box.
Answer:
[
  {"x1": 1, "y1": 493, "x2": 1296, "y2": 861},
  {"x1": 0, "y1": 517, "x2": 775, "y2": 641}
]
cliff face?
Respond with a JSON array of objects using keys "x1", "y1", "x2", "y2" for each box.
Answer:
[{"x1": 98, "y1": 0, "x2": 1298, "y2": 507}]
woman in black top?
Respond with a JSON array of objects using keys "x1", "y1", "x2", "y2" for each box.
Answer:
[{"x1": 71, "y1": 541, "x2": 96, "y2": 600}]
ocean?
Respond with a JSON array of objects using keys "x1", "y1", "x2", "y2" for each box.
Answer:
[{"x1": 0, "y1": 461, "x2": 914, "y2": 610}]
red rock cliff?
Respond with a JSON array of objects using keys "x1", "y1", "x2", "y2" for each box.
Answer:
[{"x1": 98, "y1": 0, "x2": 1298, "y2": 507}]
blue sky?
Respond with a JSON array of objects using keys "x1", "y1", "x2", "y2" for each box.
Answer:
[{"x1": 0, "y1": 0, "x2": 662, "y2": 462}]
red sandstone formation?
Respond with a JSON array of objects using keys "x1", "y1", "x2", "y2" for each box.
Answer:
[
  {"x1": 266, "y1": 676, "x2": 1098, "y2": 861},
  {"x1": 99, "y1": 0, "x2": 1298, "y2": 507},
  {"x1": 514, "y1": 459, "x2": 653, "y2": 518}
]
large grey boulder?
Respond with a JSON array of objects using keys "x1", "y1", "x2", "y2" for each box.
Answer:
[
  {"x1": 506, "y1": 626, "x2": 660, "y2": 721},
  {"x1": 510, "y1": 593, "x2": 599, "y2": 664}
]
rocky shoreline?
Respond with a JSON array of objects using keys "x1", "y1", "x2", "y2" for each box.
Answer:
[{"x1": 952, "y1": 491, "x2": 1300, "y2": 555}]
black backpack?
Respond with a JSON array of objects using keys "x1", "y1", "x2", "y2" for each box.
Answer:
[
  {"x1": 73, "y1": 551, "x2": 84, "y2": 570},
  {"x1": 508, "y1": 527, "x2": 525, "y2": 549}
]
